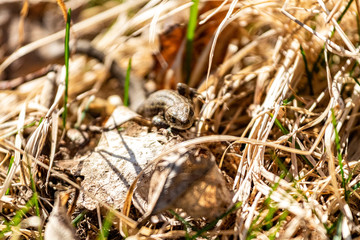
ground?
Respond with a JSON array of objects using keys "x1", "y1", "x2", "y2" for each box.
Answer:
[{"x1": 0, "y1": 0, "x2": 360, "y2": 239}]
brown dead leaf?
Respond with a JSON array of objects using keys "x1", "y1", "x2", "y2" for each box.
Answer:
[
  {"x1": 152, "y1": 3, "x2": 240, "y2": 88},
  {"x1": 138, "y1": 146, "x2": 233, "y2": 224},
  {"x1": 76, "y1": 106, "x2": 180, "y2": 211}
]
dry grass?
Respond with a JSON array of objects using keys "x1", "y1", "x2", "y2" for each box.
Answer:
[{"x1": 1, "y1": 0, "x2": 360, "y2": 239}]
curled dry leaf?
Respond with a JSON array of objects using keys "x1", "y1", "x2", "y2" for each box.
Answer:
[
  {"x1": 76, "y1": 106, "x2": 180, "y2": 211},
  {"x1": 138, "y1": 146, "x2": 233, "y2": 224}
]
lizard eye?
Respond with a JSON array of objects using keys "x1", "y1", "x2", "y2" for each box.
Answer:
[
  {"x1": 188, "y1": 108, "x2": 194, "y2": 117},
  {"x1": 170, "y1": 116, "x2": 177, "y2": 123}
]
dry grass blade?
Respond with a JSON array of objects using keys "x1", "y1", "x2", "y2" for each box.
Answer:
[
  {"x1": 2, "y1": 0, "x2": 360, "y2": 239},
  {"x1": 0, "y1": 1, "x2": 147, "y2": 75},
  {"x1": 0, "y1": 139, "x2": 138, "y2": 229},
  {"x1": 45, "y1": 110, "x2": 59, "y2": 188},
  {"x1": 0, "y1": 104, "x2": 26, "y2": 201}
]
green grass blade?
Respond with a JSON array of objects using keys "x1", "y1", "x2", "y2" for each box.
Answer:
[
  {"x1": 184, "y1": 0, "x2": 199, "y2": 83},
  {"x1": 273, "y1": 116, "x2": 289, "y2": 135},
  {"x1": 191, "y1": 202, "x2": 242, "y2": 239},
  {"x1": 270, "y1": 113, "x2": 314, "y2": 168},
  {"x1": 98, "y1": 211, "x2": 114, "y2": 240},
  {"x1": 123, "y1": 58, "x2": 132, "y2": 107},
  {"x1": 5, "y1": 156, "x2": 14, "y2": 195},
  {"x1": 272, "y1": 151, "x2": 294, "y2": 182},
  {"x1": 333, "y1": 214, "x2": 343, "y2": 240},
  {"x1": 169, "y1": 209, "x2": 193, "y2": 239},
  {"x1": 0, "y1": 194, "x2": 38, "y2": 238},
  {"x1": 331, "y1": 109, "x2": 348, "y2": 200},
  {"x1": 74, "y1": 95, "x2": 95, "y2": 129},
  {"x1": 1, "y1": 120, "x2": 37, "y2": 139},
  {"x1": 312, "y1": 0, "x2": 354, "y2": 75},
  {"x1": 71, "y1": 210, "x2": 88, "y2": 226},
  {"x1": 336, "y1": 0, "x2": 353, "y2": 23},
  {"x1": 282, "y1": 95, "x2": 295, "y2": 105},
  {"x1": 352, "y1": 181, "x2": 360, "y2": 190},
  {"x1": 300, "y1": 45, "x2": 314, "y2": 95},
  {"x1": 26, "y1": 153, "x2": 42, "y2": 239},
  {"x1": 268, "y1": 210, "x2": 288, "y2": 240},
  {"x1": 351, "y1": 76, "x2": 360, "y2": 86},
  {"x1": 349, "y1": 56, "x2": 360, "y2": 86},
  {"x1": 171, "y1": 202, "x2": 243, "y2": 239},
  {"x1": 62, "y1": 9, "x2": 71, "y2": 128},
  {"x1": 247, "y1": 176, "x2": 284, "y2": 239}
]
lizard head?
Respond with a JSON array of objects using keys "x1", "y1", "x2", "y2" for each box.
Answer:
[{"x1": 165, "y1": 103, "x2": 194, "y2": 130}]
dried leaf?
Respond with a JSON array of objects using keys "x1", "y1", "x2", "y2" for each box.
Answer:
[{"x1": 140, "y1": 146, "x2": 233, "y2": 223}]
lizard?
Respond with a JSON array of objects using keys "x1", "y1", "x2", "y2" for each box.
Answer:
[{"x1": 136, "y1": 83, "x2": 196, "y2": 130}]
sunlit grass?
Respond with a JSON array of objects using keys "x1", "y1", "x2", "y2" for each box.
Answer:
[{"x1": 62, "y1": 9, "x2": 71, "y2": 128}]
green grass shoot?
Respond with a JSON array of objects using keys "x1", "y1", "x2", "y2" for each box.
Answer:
[
  {"x1": 75, "y1": 95, "x2": 95, "y2": 129},
  {"x1": 300, "y1": 45, "x2": 313, "y2": 95},
  {"x1": 170, "y1": 201, "x2": 242, "y2": 239},
  {"x1": 191, "y1": 201, "x2": 242, "y2": 240},
  {"x1": 282, "y1": 95, "x2": 295, "y2": 105},
  {"x1": 349, "y1": 58, "x2": 360, "y2": 86},
  {"x1": 1, "y1": 120, "x2": 37, "y2": 140},
  {"x1": 72, "y1": 210, "x2": 87, "y2": 226},
  {"x1": 98, "y1": 211, "x2": 115, "y2": 240},
  {"x1": 169, "y1": 210, "x2": 192, "y2": 239},
  {"x1": 268, "y1": 210, "x2": 288, "y2": 240},
  {"x1": 333, "y1": 214, "x2": 343, "y2": 240},
  {"x1": 311, "y1": 0, "x2": 353, "y2": 75},
  {"x1": 185, "y1": 0, "x2": 199, "y2": 83},
  {"x1": 331, "y1": 109, "x2": 350, "y2": 201},
  {"x1": 247, "y1": 175, "x2": 288, "y2": 239},
  {"x1": 0, "y1": 194, "x2": 39, "y2": 238},
  {"x1": 336, "y1": 0, "x2": 353, "y2": 23},
  {"x1": 271, "y1": 151, "x2": 294, "y2": 182},
  {"x1": 352, "y1": 181, "x2": 360, "y2": 191},
  {"x1": 123, "y1": 58, "x2": 132, "y2": 107},
  {"x1": 270, "y1": 113, "x2": 314, "y2": 168},
  {"x1": 5, "y1": 156, "x2": 14, "y2": 195},
  {"x1": 62, "y1": 8, "x2": 71, "y2": 128},
  {"x1": 25, "y1": 152, "x2": 42, "y2": 239}
]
